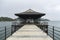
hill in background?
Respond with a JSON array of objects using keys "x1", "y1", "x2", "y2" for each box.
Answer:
[
  {"x1": 0, "y1": 17, "x2": 14, "y2": 21},
  {"x1": 0, "y1": 17, "x2": 50, "y2": 21}
]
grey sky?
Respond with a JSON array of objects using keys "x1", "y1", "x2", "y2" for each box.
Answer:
[{"x1": 0, "y1": 0, "x2": 60, "y2": 21}]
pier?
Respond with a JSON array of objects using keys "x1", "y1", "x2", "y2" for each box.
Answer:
[
  {"x1": 7, "y1": 24, "x2": 52, "y2": 40},
  {"x1": 1, "y1": 9, "x2": 59, "y2": 40},
  {"x1": 6, "y1": 9, "x2": 53, "y2": 40},
  {"x1": 0, "y1": 9, "x2": 60, "y2": 40}
]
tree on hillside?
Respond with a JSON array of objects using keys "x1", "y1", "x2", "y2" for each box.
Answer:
[{"x1": 0, "y1": 17, "x2": 14, "y2": 21}]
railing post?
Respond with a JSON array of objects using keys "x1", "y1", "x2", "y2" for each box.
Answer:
[
  {"x1": 53, "y1": 26, "x2": 54, "y2": 40},
  {"x1": 5, "y1": 26, "x2": 6, "y2": 40},
  {"x1": 47, "y1": 25, "x2": 48, "y2": 35},
  {"x1": 11, "y1": 26, "x2": 12, "y2": 35},
  {"x1": 12, "y1": 25, "x2": 14, "y2": 34}
]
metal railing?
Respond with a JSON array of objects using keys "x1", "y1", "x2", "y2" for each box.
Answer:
[
  {"x1": 48, "y1": 25, "x2": 60, "y2": 40},
  {"x1": 36, "y1": 25, "x2": 48, "y2": 34},
  {"x1": 37, "y1": 24, "x2": 60, "y2": 40},
  {"x1": 0, "y1": 26, "x2": 12, "y2": 40},
  {"x1": 0, "y1": 24, "x2": 24, "y2": 40}
]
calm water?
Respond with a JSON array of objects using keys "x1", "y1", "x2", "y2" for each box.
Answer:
[
  {"x1": 0, "y1": 21, "x2": 12, "y2": 27},
  {"x1": 48, "y1": 21, "x2": 60, "y2": 27},
  {"x1": 0, "y1": 21, "x2": 60, "y2": 40}
]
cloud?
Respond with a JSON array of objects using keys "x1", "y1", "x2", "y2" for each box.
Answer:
[
  {"x1": 54, "y1": 5, "x2": 60, "y2": 11},
  {"x1": 0, "y1": 0, "x2": 60, "y2": 20}
]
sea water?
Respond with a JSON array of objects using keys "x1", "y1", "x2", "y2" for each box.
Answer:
[{"x1": 48, "y1": 21, "x2": 60, "y2": 27}]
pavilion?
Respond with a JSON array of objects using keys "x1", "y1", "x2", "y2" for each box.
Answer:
[{"x1": 15, "y1": 9, "x2": 45, "y2": 24}]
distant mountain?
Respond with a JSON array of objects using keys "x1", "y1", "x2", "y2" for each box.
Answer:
[
  {"x1": 0, "y1": 17, "x2": 14, "y2": 21},
  {"x1": 38, "y1": 18, "x2": 50, "y2": 21},
  {"x1": 0, "y1": 17, "x2": 50, "y2": 21}
]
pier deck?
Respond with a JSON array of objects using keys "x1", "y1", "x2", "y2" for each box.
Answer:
[{"x1": 7, "y1": 24, "x2": 52, "y2": 40}]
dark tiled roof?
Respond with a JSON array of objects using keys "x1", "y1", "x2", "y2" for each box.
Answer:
[
  {"x1": 15, "y1": 9, "x2": 45, "y2": 15},
  {"x1": 15, "y1": 9, "x2": 45, "y2": 19}
]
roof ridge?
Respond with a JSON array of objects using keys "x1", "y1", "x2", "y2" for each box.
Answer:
[{"x1": 25, "y1": 9, "x2": 35, "y2": 12}]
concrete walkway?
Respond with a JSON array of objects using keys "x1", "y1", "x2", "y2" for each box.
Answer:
[{"x1": 7, "y1": 24, "x2": 53, "y2": 40}]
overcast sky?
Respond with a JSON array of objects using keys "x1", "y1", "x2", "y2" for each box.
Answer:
[{"x1": 0, "y1": 0, "x2": 60, "y2": 21}]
